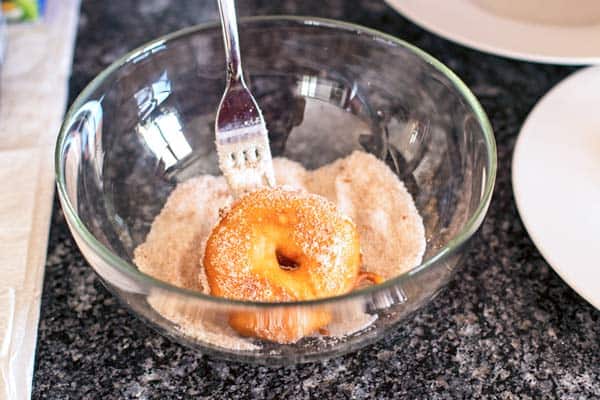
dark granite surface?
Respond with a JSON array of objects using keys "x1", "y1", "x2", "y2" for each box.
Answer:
[{"x1": 32, "y1": 0, "x2": 599, "y2": 398}]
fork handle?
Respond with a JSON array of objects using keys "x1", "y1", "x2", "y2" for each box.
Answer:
[{"x1": 217, "y1": 0, "x2": 243, "y2": 82}]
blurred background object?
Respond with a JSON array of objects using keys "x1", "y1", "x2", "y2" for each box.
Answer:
[
  {"x1": 0, "y1": 0, "x2": 79, "y2": 398},
  {"x1": 0, "y1": 5, "x2": 4, "y2": 70},
  {"x1": 2, "y1": 0, "x2": 45, "y2": 23},
  {"x1": 386, "y1": 0, "x2": 600, "y2": 64}
]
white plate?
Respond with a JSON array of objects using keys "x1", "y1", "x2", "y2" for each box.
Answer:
[
  {"x1": 386, "y1": 0, "x2": 600, "y2": 65},
  {"x1": 513, "y1": 66, "x2": 600, "y2": 309}
]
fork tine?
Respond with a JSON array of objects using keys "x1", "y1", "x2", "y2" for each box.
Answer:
[{"x1": 215, "y1": 0, "x2": 275, "y2": 196}]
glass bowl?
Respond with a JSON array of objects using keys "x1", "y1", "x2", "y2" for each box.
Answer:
[{"x1": 55, "y1": 16, "x2": 496, "y2": 364}]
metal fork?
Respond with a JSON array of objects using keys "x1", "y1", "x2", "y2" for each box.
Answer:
[{"x1": 215, "y1": 0, "x2": 275, "y2": 196}]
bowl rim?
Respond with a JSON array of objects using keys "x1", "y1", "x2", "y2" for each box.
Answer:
[{"x1": 55, "y1": 15, "x2": 497, "y2": 308}]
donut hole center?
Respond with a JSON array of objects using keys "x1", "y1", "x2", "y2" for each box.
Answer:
[{"x1": 276, "y1": 250, "x2": 300, "y2": 271}]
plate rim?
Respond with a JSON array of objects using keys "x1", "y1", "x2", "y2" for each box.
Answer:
[
  {"x1": 386, "y1": 0, "x2": 600, "y2": 65},
  {"x1": 512, "y1": 66, "x2": 600, "y2": 310}
]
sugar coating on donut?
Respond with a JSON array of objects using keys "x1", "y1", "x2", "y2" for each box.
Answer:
[{"x1": 204, "y1": 187, "x2": 361, "y2": 302}]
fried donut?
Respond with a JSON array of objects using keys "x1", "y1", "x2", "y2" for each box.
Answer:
[{"x1": 204, "y1": 187, "x2": 374, "y2": 343}]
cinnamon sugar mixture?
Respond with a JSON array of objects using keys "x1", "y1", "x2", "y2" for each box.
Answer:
[{"x1": 134, "y1": 151, "x2": 426, "y2": 349}]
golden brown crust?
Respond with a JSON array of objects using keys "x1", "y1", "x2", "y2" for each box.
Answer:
[{"x1": 203, "y1": 187, "x2": 361, "y2": 343}]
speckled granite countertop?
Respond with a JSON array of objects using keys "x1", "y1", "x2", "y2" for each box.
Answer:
[{"x1": 32, "y1": 1, "x2": 599, "y2": 398}]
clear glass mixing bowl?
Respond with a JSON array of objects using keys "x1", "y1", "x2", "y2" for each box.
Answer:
[{"x1": 55, "y1": 17, "x2": 496, "y2": 364}]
